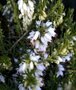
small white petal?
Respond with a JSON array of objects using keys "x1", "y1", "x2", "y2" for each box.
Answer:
[
  {"x1": 61, "y1": 53, "x2": 72, "y2": 62},
  {"x1": 35, "y1": 70, "x2": 43, "y2": 77},
  {"x1": 47, "y1": 27, "x2": 56, "y2": 37},
  {"x1": 35, "y1": 40, "x2": 40, "y2": 49},
  {"x1": 44, "y1": 33, "x2": 52, "y2": 42},
  {"x1": 41, "y1": 37, "x2": 48, "y2": 45},
  {"x1": 38, "y1": 44, "x2": 47, "y2": 52},
  {"x1": 36, "y1": 63, "x2": 45, "y2": 71},
  {"x1": 18, "y1": 0, "x2": 23, "y2": 10},
  {"x1": 57, "y1": 71, "x2": 63, "y2": 77},
  {"x1": 28, "y1": 0, "x2": 34, "y2": 8},
  {"x1": 18, "y1": 62, "x2": 26, "y2": 73},
  {"x1": 57, "y1": 64, "x2": 65, "y2": 77},
  {"x1": 58, "y1": 64, "x2": 65, "y2": 71},
  {"x1": 29, "y1": 62, "x2": 34, "y2": 70},
  {"x1": 46, "y1": 21, "x2": 52, "y2": 27},
  {"x1": 27, "y1": 31, "x2": 35, "y2": 39},
  {"x1": 36, "y1": 21, "x2": 41, "y2": 26},
  {"x1": 18, "y1": 84, "x2": 25, "y2": 90},
  {"x1": 44, "y1": 53, "x2": 48, "y2": 59},
  {"x1": 0, "y1": 75, "x2": 5, "y2": 83},
  {"x1": 43, "y1": 36, "x2": 50, "y2": 43},
  {"x1": 65, "y1": 53, "x2": 72, "y2": 61},
  {"x1": 23, "y1": 3, "x2": 27, "y2": 12},
  {"x1": 31, "y1": 31, "x2": 40, "y2": 41},
  {"x1": 30, "y1": 53, "x2": 40, "y2": 62}
]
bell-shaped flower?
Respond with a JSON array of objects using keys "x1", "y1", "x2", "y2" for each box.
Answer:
[
  {"x1": 27, "y1": 31, "x2": 35, "y2": 39},
  {"x1": 17, "y1": 62, "x2": 26, "y2": 73},
  {"x1": 44, "y1": 33, "x2": 52, "y2": 42},
  {"x1": 38, "y1": 44, "x2": 47, "y2": 52},
  {"x1": 47, "y1": 27, "x2": 56, "y2": 37},
  {"x1": 57, "y1": 64, "x2": 65, "y2": 77},
  {"x1": 36, "y1": 21, "x2": 41, "y2": 27},
  {"x1": 30, "y1": 52, "x2": 40, "y2": 62},
  {"x1": 0, "y1": 74, "x2": 5, "y2": 83},
  {"x1": 36, "y1": 63, "x2": 45, "y2": 71}
]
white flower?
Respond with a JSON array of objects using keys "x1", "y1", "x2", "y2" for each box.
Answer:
[
  {"x1": 44, "y1": 53, "x2": 48, "y2": 59},
  {"x1": 17, "y1": 62, "x2": 26, "y2": 73},
  {"x1": 27, "y1": 31, "x2": 35, "y2": 39},
  {"x1": 57, "y1": 64, "x2": 65, "y2": 77},
  {"x1": 45, "y1": 21, "x2": 52, "y2": 27},
  {"x1": 18, "y1": 0, "x2": 23, "y2": 10},
  {"x1": 41, "y1": 36, "x2": 48, "y2": 45},
  {"x1": 36, "y1": 63, "x2": 45, "y2": 71},
  {"x1": 36, "y1": 21, "x2": 41, "y2": 26},
  {"x1": 38, "y1": 44, "x2": 47, "y2": 52},
  {"x1": 44, "y1": 33, "x2": 52, "y2": 42},
  {"x1": 62, "y1": 53, "x2": 72, "y2": 62},
  {"x1": 35, "y1": 70, "x2": 43, "y2": 77},
  {"x1": 0, "y1": 74, "x2": 5, "y2": 83},
  {"x1": 18, "y1": 84, "x2": 25, "y2": 90},
  {"x1": 58, "y1": 64, "x2": 65, "y2": 71},
  {"x1": 31, "y1": 31, "x2": 40, "y2": 42},
  {"x1": 47, "y1": 27, "x2": 56, "y2": 37},
  {"x1": 65, "y1": 53, "x2": 72, "y2": 61},
  {"x1": 30, "y1": 52, "x2": 40, "y2": 62},
  {"x1": 57, "y1": 70, "x2": 64, "y2": 77}
]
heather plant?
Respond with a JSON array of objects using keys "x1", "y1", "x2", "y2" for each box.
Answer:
[{"x1": 0, "y1": 0, "x2": 76, "y2": 90}]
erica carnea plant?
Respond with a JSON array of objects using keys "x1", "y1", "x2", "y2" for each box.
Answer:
[{"x1": 0, "y1": 0, "x2": 76, "y2": 90}]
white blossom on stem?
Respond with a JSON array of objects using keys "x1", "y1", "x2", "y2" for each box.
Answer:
[
  {"x1": 0, "y1": 74, "x2": 5, "y2": 83},
  {"x1": 57, "y1": 64, "x2": 65, "y2": 77},
  {"x1": 30, "y1": 52, "x2": 40, "y2": 62},
  {"x1": 17, "y1": 62, "x2": 26, "y2": 73}
]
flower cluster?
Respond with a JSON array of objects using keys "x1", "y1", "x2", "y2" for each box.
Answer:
[
  {"x1": 16, "y1": 20, "x2": 56, "y2": 90},
  {"x1": 18, "y1": 0, "x2": 34, "y2": 30},
  {"x1": 28, "y1": 21, "x2": 56, "y2": 59}
]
